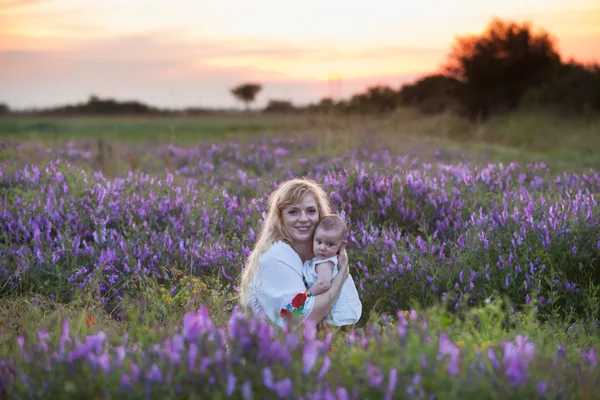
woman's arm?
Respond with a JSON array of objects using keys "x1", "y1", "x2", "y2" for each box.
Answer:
[{"x1": 306, "y1": 243, "x2": 349, "y2": 323}]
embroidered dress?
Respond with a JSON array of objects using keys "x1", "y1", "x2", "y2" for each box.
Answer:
[{"x1": 247, "y1": 241, "x2": 316, "y2": 328}]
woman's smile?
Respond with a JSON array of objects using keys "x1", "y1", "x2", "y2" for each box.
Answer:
[{"x1": 282, "y1": 193, "x2": 320, "y2": 243}]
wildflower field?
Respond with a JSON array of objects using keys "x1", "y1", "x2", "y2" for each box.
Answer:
[{"x1": 1, "y1": 114, "x2": 600, "y2": 399}]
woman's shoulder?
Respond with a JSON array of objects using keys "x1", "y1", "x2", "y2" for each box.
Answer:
[
  {"x1": 260, "y1": 240, "x2": 298, "y2": 260},
  {"x1": 259, "y1": 241, "x2": 302, "y2": 268}
]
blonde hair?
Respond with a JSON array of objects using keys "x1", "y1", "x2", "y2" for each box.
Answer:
[{"x1": 238, "y1": 177, "x2": 332, "y2": 307}]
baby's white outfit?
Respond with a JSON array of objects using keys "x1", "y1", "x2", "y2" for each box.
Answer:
[{"x1": 302, "y1": 255, "x2": 362, "y2": 326}]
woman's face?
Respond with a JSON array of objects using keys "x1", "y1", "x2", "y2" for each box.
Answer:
[{"x1": 281, "y1": 193, "x2": 320, "y2": 244}]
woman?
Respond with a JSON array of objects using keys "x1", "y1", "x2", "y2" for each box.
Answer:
[{"x1": 238, "y1": 177, "x2": 350, "y2": 328}]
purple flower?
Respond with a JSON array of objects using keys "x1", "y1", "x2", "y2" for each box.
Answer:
[
  {"x1": 366, "y1": 363, "x2": 384, "y2": 387},
  {"x1": 147, "y1": 363, "x2": 162, "y2": 383},
  {"x1": 183, "y1": 306, "x2": 215, "y2": 341},
  {"x1": 199, "y1": 357, "x2": 211, "y2": 373},
  {"x1": 37, "y1": 330, "x2": 50, "y2": 351},
  {"x1": 335, "y1": 387, "x2": 349, "y2": 400},
  {"x1": 302, "y1": 340, "x2": 320, "y2": 376},
  {"x1": 130, "y1": 363, "x2": 140, "y2": 382},
  {"x1": 262, "y1": 367, "x2": 273, "y2": 389},
  {"x1": 242, "y1": 381, "x2": 253, "y2": 400},
  {"x1": 317, "y1": 356, "x2": 331, "y2": 380},
  {"x1": 286, "y1": 333, "x2": 299, "y2": 350},
  {"x1": 273, "y1": 378, "x2": 293, "y2": 398},
  {"x1": 114, "y1": 346, "x2": 126, "y2": 366},
  {"x1": 385, "y1": 368, "x2": 398, "y2": 400},
  {"x1": 273, "y1": 147, "x2": 291, "y2": 157},
  {"x1": 582, "y1": 347, "x2": 597, "y2": 367},
  {"x1": 226, "y1": 372, "x2": 236, "y2": 396},
  {"x1": 409, "y1": 310, "x2": 417, "y2": 321},
  {"x1": 501, "y1": 335, "x2": 535, "y2": 385},
  {"x1": 94, "y1": 351, "x2": 110, "y2": 373},
  {"x1": 188, "y1": 343, "x2": 198, "y2": 371},
  {"x1": 438, "y1": 333, "x2": 460, "y2": 375},
  {"x1": 537, "y1": 380, "x2": 547, "y2": 393}
]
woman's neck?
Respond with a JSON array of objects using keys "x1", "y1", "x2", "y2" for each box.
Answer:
[{"x1": 293, "y1": 241, "x2": 314, "y2": 263}]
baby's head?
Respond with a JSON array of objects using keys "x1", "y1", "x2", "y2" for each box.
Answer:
[{"x1": 313, "y1": 215, "x2": 347, "y2": 260}]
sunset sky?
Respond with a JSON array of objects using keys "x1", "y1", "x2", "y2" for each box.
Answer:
[{"x1": 1, "y1": 0, "x2": 599, "y2": 110}]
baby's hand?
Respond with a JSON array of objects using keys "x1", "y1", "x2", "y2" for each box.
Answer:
[{"x1": 312, "y1": 279, "x2": 331, "y2": 295}]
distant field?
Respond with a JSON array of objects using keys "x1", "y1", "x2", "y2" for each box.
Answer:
[
  {"x1": 0, "y1": 114, "x2": 295, "y2": 144},
  {"x1": 1, "y1": 110, "x2": 599, "y2": 172}
]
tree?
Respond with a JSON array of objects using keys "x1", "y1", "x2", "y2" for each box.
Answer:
[
  {"x1": 444, "y1": 18, "x2": 561, "y2": 120},
  {"x1": 264, "y1": 99, "x2": 295, "y2": 113},
  {"x1": 363, "y1": 85, "x2": 401, "y2": 113},
  {"x1": 399, "y1": 74, "x2": 461, "y2": 114},
  {"x1": 0, "y1": 103, "x2": 10, "y2": 115},
  {"x1": 344, "y1": 85, "x2": 400, "y2": 114},
  {"x1": 521, "y1": 60, "x2": 600, "y2": 115},
  {"x1": 230, "y1": 83, "x2": 262, "y2": 111}
]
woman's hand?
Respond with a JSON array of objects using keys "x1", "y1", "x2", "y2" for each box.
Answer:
[
  {"x1": 337, "y1": 241, "x2": 350, "y2": 281},
  {"x1": 317, "y1": 319, "x2": 329, "y2": 332}
]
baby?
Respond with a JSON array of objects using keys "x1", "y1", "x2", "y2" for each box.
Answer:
[{"x1": 303, "y1": 215, "x2": 362, "y2": 326}]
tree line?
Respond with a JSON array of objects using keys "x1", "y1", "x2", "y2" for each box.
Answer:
[
  {"x1": 257, "y1": 18, "x2": 600, "y2": 120},
  {"x1": 2, "y1": 18, "x2": 598, "y2": 120}
]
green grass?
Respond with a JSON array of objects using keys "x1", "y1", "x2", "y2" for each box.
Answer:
[{"x1": 0, "y1": 114, "x2": 294, "y2": 144}]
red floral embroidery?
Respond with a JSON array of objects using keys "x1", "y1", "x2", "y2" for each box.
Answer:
[
  {"x1": 291, "y1": 292, "x2": 307, "y2": 308},
  {"x1": 280, "y1": 290, "x2": 312, "y2": 321}
]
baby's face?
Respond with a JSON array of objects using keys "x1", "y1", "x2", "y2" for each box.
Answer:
[{"x1": 313, "y1": 227, "x2": 344, "y2": 259}]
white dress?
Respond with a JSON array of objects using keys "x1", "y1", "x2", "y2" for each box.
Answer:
[
  {"x1": 303, "y1": 255, "x2": 362, "y2": 326},
  {"x1": 247, "y1": 241, "x2": 316, "y2": 328}
]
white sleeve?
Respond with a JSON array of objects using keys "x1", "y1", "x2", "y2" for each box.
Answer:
[
  {"x1": 313, "y1": 255, "x2": 338, "y2": 278},
  {"x1": 313, "y1": 255, "x2": 338, "y2": 268},
  {"x1": 255, "y1": 248, "x2": 316, "y2": 327}
]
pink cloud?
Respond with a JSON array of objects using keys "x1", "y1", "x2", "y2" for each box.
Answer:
[{"x1": 0, "y1": 30, "x2": 440, "y2": 109}]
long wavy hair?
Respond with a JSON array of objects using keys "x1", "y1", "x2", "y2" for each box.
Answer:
[{"x1": 238, "y1": 177, "x2": 332, "y2": 308}]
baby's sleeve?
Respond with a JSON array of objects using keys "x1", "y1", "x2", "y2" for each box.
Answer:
[
  {"x1": 313, "y1": 255, "x2": 338, "y2": 268},
  {"x1": 313, "y1": 255, "x2": 339, "y2": 278},
  {"x1": 255, "y1": 254, "x2": 316, "y2": 327}
]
